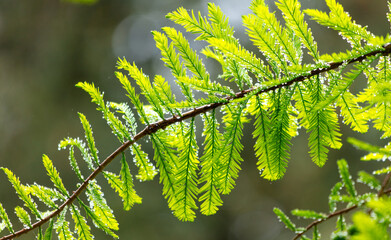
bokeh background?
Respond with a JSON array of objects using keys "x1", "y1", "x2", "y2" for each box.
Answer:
[{"x1": 0, "y1": 0, "x2": 389, "y2": 239}]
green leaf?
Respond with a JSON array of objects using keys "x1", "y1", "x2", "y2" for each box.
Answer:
[
  {"x1": 208, "y1": 37, "x2": 273, "y2": 81},
  {"x1": 308, "y1": 76, "x2": 341, "y2": 167},
  {"x1": 59, "y1": 138, "x2": 93, "y2": 175},
  {"x1": 131, "y1": 143, "x2": 157, "y2": 182},
  {"x1": 2, "y1": 168, "x2": 41, "y2": 219},
  {"x1": 0, "y1": 202, "x2": 13, "y2": 233},
  {"x1": 291, "y1": 209, "x2": 326, "y2": 220},
  {"x1": 108, "y1": 102, "x2": 138, "y2": 136},
  {"x1": 248, "y1": 95, "x2": 275, "y2": 180},
  {"x1": 86, "y1": 181, "x2": 118, "y2": 231},
  {"x1": 357, "y1": 171, "x2": 381, "y2": 191},
  {"x1": 329, "y1": 182, "x2": 343, "y2": 212},
  {"x1": 267, "y1": 88, "x2": 294, "y2": 179},
  {"x1": 273, "y1": 208, "x2": 297, "y2": 232},
  {"x1": 42, "y1": 155, "x2": 69, "y2": 197},
  {"x1": 43, "y1": 219, "x2": 54, "y2": 240},
  {"x1": 78, "y1": 199, "x2": 118, "y2": 239},
  {"x1": 199, "y1": 110, "x2": 223, "y2": 215},
  {"x1": 276, "y1": 0, "x2": 318, "y2": 60},
  {"x1": 54, "y1": 207, "x2": 74, "y2": 240},
  {"x1": 351, "y1": 212, "x2": 390, "y2": 240},
  {"x1": 115, "y1": 70, "x2": 150, "y2": 125},
  {"x1": 305, "y1": 0, "x2": 373, "y2": 48},
  {"x1": 337, "y1": 159, "x2": 357, "y2": 198},
  {"x1": 15, "y1": 206, "x2": 31, "y2": 228},
  {"x1": 120, "y1": 154, "x2": 142, "y2": 210},
  {"x1": 149, "y1": 132, "x2": 179, "y2": 213},
  {"x1": 163, "y1": 27, "x2": 209, "y2": 82},
  {"x1": 215, "y1": 102, "x2": 248, "y2": 194},
  {"x1": 70, "y1": 205, "x2": 93, "y2": 240},
  {"x1": 151, "y1": 31, "x2": 193, "y2": 101},
  {"x1": 78, "y1": 113, "x2": 99, "y2": 165},
  {"x1": 28, "y1": 184, "x2": 63, "y2": 209},
  {"x1": 243, "y1": 13, "x2": 288, "y2": 73},
  {"x1": 173, "y1": 118, "x2": 199, "y2": 221}
]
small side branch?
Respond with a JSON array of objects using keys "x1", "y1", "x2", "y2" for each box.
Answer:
[
  {"x1": 293, "y1": 170, "x2": 391, "y2": 240},
  {"x1": 1, "y1": 44, "x2": 391, "y2": 240}
]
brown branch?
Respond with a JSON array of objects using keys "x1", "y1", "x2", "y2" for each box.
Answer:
[
  {"x1": 2, "y1": 43, "x2": 391, "y2": 240},
  {"x1": 293, "y1": 205, "x2": 357, "y2": 240},
  {"x1": 378, "y1": 171, "x2": 391, "y2": 197},
  {"x1": 293, "y1": 166, "x2": 391, "y2": 240}
]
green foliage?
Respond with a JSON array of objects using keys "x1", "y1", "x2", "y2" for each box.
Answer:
[
  {"x1": 278, "y1": 140, "x2": 391, "y2": 239},
  {"x1": 1, "y1": 0, "x2": 391, "y2": 239}
]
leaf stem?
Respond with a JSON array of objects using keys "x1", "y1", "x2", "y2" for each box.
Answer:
[{"x1": 1, "y1": 43, "x2": 391, "y2": 240}]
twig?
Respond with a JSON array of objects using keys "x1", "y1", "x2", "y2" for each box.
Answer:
[
  {"x1": 1, "y1": 44, "x2": 391, "y2": 240},
  {"x1": 293, "y1": 205, "x2": 357, "y2": 240},
  {"x1": 293, "y1": 167, "x2": 391, "y2": 240},
  {"x1": 378, "y1": 171, "x2": 391, "y2": 197}
]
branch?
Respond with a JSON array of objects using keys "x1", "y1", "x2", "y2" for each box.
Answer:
[
  {"x1": 2, "y1": 43, "x2": 391, "y2": 240},
  {"x1": 293, "y1": 168, "x2": 391, "y2": 240},
  {"x1": 293, "y1": 205, "x2": 357, "y2": 240}
]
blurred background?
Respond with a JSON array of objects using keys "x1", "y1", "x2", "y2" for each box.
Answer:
[{"x1": 0, "y1": 0, "x2": 389, "y2": 239}]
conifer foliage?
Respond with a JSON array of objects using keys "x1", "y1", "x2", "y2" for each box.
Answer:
[{"x1": 1, "y1": 0, "x2": 391, "y2": 239}]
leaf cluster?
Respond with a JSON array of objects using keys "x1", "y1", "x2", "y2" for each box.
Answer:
[{"x1": 1, "y1": 0, "x2": 391, "y2": 239}]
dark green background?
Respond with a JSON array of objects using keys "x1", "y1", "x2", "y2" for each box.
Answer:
[{"x1": 0, "y1": 0, "x2": 389, "y2": 239}]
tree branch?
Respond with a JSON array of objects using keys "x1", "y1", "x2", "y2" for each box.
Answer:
[{"x1": 2, "y1": 43, "x2": 391, "y2": 240}]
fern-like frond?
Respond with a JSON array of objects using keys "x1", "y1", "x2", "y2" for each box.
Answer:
[
  {"x1": 27, "y1": 184, "x2": 63, "y2": 209},
  {"x1": 305, "y1": 0, "x2": 373, "y2": 48},
  {"x1": 108, "y1": 102, "x2": 138, "y2": 137},
  {"x1": 152, "y1": 31, "x2": 193, "y2": 101},
  {"x1": 316, "y1": 57, "x2": 377, "y2": 112},
  {"x1": 267, "y1": 88, "x2": 293, "y2": 179},
  {"x1": 2, "y1": 169, "x2": 41, "y2": 219},
  {"x1": 15, "y1": 206, "x2": 31, "y2": 228},
  {"x1": 243, "y1": 14, "x2": 288, "y2": 73},
  {"x1": 43, "y1": 219, "x2": 54, "y2": 240},
  {"x1": 166, "y1": 6, "x2": 214, "y2": 41},
  {"x1": 86, "y1": 181, "x2": 118, "y2": 230},
  {"x1": 248, "y1": 95, "x2": 276, "y2": 180},
  {"x1": 77, "y1": 199, "x2": 118, "y2": 238},
  {"x1": 216, "y1": 102, "x2": 248, "y2": 194},
  {"x1": 249, "y1": 0, "x2": 301, "y2": 65},
  {"x1": 222, "y1": 58, "x2": 253, "y2": 90},
  {"x1": 118, "y1": 61, "x2": 166, "y2": 119},
  {"x1": 337, "y1": 159, "x2": 357, "y2": 198},
  {"x1": 173, "y1": 118, "x2": 199, "y2": 221},
  {"x1": 149, "y1": 132, "x2": 179, "y2": 214},
  {"x1": 78, "y1": 113, "x2": 99, "y2": 165},
  {"x1": 166, "y1": 3, "x2": 236, "y2": 43},
  {"x1": 0, "y1": 203, "x2": 13, "y2": 234},
  {"x1": 208, "y1": 37, "x2": 273, "y2": 81},
  {"x1": 76, "y1": 81, "x2": 131, "y2": 142},
  {"x1": 307, "y1": 76, "x2": 341, "y2": 166},
  {"x1": 70, "y1": 205, "x2": 93, "y2": 240},
  {"x1": 337, "y1": 92, "x2": 368, "y2": 133},
  {"x1": 163, "y1": 27, "x2": 209, "y2": 82},
  {"x1": 276, "y1": 0, "x2": 319, "y2": 60},
  {"x1": 130, "y1": 143, "x2": 157, "y2": 181},
  {"x1": 54, "y1": 207, "x2": 74, "y2": 240},
  {"x1": 177, "y1": 76, "x2": 234, "y2": 96},
  {"x1": 41, "y1": 155, "x2": 69, "y2": 197},
  {"x1": 199, "y1": 110, "x2": 223, "y2": 215},
  {"x1": 119, "y1": 153, "x2": 142, "y2": 210},
  {"x1": 114, "y1": 72, "x2": 150, "y2": 125},
  {"x1": 59, "y1": 137, "x2": 94, "y2": 173}
]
